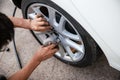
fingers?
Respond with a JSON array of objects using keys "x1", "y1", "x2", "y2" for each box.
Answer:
[
  {"x1": 34, "y1": 26, "x2": 52, "y2": 31},
  {"x1": 36, "y1": 17, "x2": 46, "y2": 22},
  {"x1": 35, "y1": 14, "x2": 43, "y2": 18},
  {"x1": 35, "y1": 14, "x2": 46, "y2": 22},
  {"x1": 37, "y1": 44, "x2": 59, "y2": 61},
  {"x1": 31, "y1": 14, "x2": 52, "y2": 31},
  {"x1": 37, "y1": 21, "x2": 49, "y2": 26},
  {"x1": 51, "y1": 48, "x2": 59, "y2": 54},
  {"x1": 47, "y1": 43, "x2": 58, "y2": 49},
  {"x1": 41, "y1": 48, "x2": 58, "y2": 61},
  {"x1": 42, "y1": 43, "x2": 58, "y2": 49},
  {"x1": 46, "y1": 46, "x2": 59, "y2": 56},
  {"x1": 31, "y1": 25, "x2": 52, "y2": 31}
]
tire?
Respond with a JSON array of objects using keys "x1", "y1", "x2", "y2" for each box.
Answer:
[
  {"x1": 21, "y1": 0, "x2": 97, "y2": 67},
  {"x1": 12, "y1": 0, "x2": 22, "y2": 8}
]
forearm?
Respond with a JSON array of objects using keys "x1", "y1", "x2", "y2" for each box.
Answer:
[
  {"x1": 8, "y1": 56, "x2": 41, "y2": 80},
  {"x1": 9, "y1": 17, "x2": 31, "y2": 29}
]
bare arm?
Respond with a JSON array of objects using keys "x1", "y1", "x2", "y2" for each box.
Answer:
[
  {"x1": 8, "y1": 44, "x2": 58, "y2": 80},
  {"x1": 7, "y1": 14, "x2": 56, "y2": 80},
  {"x1": 8, "y1": 56, "x2": 40, "y2": 80},
  {"x1": 9, "y1": 14, "x2": 52, "y2": 32},
  {"x1": 9, "y1": 17, "x2": 31, "y2": 29}
]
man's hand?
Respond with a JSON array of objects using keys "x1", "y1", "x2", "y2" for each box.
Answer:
[
  {"x1": 8, "y1": 43, "x2": 58, "y2": 80},
  {"x1": 30, "y1": 14, "x2": 52, "y2": 32},
  {"x1": 33, "y1": 43, "x2": 58, "y2": 62},
  {"x1": 9, "y1": 14, "x2": 52, "y2": 32}
]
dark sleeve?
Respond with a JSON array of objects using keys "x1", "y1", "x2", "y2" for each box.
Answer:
[{"x1": 0, "y1": 75, "x2": 7, "y2": 80}]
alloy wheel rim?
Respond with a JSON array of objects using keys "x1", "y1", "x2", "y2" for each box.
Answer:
[{"x1": 27, "y1": 3, "x2": 85, "y2": 62}]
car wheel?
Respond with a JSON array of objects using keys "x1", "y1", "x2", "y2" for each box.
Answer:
[{"x1": 21, "y1": 0, "x2": 97, "y2": 67}]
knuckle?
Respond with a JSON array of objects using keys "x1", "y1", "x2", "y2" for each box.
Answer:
[
  {"x1": 41, "y1": 21, "x2": 46, "y2": 25},
  {"x1": 44, "y1": 47, "x2": 49, "y2": 50},
  {"x1": 39, "y1": 17, "x2": 43, "y2": 21}
]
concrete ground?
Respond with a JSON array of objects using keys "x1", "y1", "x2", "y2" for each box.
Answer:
[{"x1": 0, "y1": 0, "x2": 120, "y2": 80}]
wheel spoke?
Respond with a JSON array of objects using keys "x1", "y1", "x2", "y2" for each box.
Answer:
[
  {"x1": 58, "y1": 44, "x2": 66, "y2": 58},
  {"x1": 64, "y1": 46, "x2": 75, "y2": 61},
  {"x1": 28, "y1": 13, "x2": 36, "y2": 19},
  {"x1": 58, "y1": 16, "x2": 66, "y2": 32},
  {"x1": 31, "y1": 6, "x2": 41, "y2": 14},
  {"x1": 28, "y1": 5, "x2": 49, "y2": 21},
  {"x1": 61, "y1": 30, "x2": 81, "y2": 41},
  {"x1": 47, "y1": 7, "x2": 56, "y2": 24},
  {"x1": 64, "y1": 38, "x2": 84, "y2": 53}
]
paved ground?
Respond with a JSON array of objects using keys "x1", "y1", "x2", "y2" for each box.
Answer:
[{"x1": 0, "y1": 0, "x2": 120, "y2": 80}]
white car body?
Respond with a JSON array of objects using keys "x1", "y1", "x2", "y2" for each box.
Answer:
[{"x1": 51, "y1": 0, "x2": 120, "y2": 71}]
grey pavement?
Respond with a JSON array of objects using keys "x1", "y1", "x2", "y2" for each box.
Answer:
[{"x1": 0, "y1": 0, "x2": 120, "y2": 80}]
